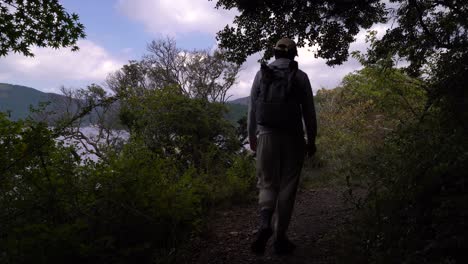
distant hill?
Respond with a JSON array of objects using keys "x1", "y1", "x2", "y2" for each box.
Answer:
[
  {"x1": 0, "y1": 83, "x2": 249, "y2": 126},
  {"x1": 0, "y1": 83, "x2": 103, "y2": 126},
  {"x1": 229, "y1": 96, "x2": 249, "y2": 106},
  {"x1": 224, "y1": 96, "x2": 249, "y2": 124},
  {"x1": 0, "y1": 83, "x2": 64, "y2": 120},
  {"x1": 225, "y1": 103, "x2": 247, "y2": 124}
]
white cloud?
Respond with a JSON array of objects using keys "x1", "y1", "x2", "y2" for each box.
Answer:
[
  {"x1": 0, "y1": 40, "x2": 125, "y2": 93},
  {"x1": 229, "y1": 53, "x2": 262, "y2": 99},
  {"x1": 116, "y1": 0, "x2": 237, "y2": 35}
]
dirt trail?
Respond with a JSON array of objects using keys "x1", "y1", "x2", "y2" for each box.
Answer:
[{"x1": 184, "y1": 188, "x2": 354, "y2": 264}]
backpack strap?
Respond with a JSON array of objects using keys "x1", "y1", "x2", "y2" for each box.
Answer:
[
  {"x1": 284, "y1": 61, "x2": 299, "y2": 101},
  {"x1": 259, "y1": 63, "x2": 274, "y2": 102}
]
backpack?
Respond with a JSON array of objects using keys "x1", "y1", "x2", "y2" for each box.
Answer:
[{"x1": 255, "y1": 60, "x2": 303, "y2": 129}]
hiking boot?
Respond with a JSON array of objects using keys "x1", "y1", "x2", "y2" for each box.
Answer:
[
  {"x1": 273, "y1": 237, "x2": 296, "y2": 255},
  {"x1": 250, "y1": 227, "x2": 273, "y2": 255}
]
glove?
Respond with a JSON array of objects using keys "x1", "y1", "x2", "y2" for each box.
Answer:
[{"x1": 305, "y1": 143, "x2": 316, "y2": 157}]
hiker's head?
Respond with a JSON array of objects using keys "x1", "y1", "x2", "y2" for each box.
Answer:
[{"x1": 274, "y1": 38, "x2": 297, "y2": 60}]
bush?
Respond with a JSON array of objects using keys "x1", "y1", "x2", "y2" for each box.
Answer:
[
  {"x1": 0, "y1": 113, "x2": 92, "y2": 263},
  {"x1": 119, "y1": 86, "x2": 239, "y2": 172},
  {"x1": 337, "y1": 110, "x2": 468, "y2": 263},
  {"x1": 302, "y1": 65, "x2": 466, "y2": 262},
  {"x1": 304, "y1": 66, "x2": 426, "y2": 187}
]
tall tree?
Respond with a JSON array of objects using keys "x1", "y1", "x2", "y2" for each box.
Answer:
[
  {"x1": 0, "y1": 0, "x2": 85, "y2": 56},
  {"x1": 108, "y1": 38, "x2": 240, "y2": 103}
]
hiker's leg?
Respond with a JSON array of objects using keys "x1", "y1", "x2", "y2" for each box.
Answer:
[
  {"x1": 256, "y1": 133, "x2": 281, "y2": 215},
  {"x1": 274, "y1": 135, "x2": 305, "y2": 239},
  {"x1": 252, "y1": 133, "x2": 280, "y2": 254}
]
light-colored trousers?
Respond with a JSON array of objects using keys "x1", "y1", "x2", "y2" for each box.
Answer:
[{"x1": 256, "y1": 133, "x2": 305, "y2": 237}]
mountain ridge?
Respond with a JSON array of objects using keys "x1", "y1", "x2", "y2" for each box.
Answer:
[
  {"x1": 0, "y1": 83, "x2": 65, "y2": 120},
  {"x1": 0, "y1": 83, "x2": 248, "y2": 124},
  {"x1": 229, "y1": 96, "x2": 249, "y2": 106}
]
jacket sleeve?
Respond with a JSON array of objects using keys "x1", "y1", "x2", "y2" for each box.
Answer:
[
  {"x1": 248, "y1": 71, "x2": 261, "y2": 140},
  {"x1": 300, "y1": 73, "x2": 317, "y2": 144}
]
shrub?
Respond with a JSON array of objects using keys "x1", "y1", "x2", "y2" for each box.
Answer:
[
  {"x1": 304, "y1": 66, "x2": 426, "y2": 187},
  {"x1": 337, "y1": 110, "x2": 468, "y2": 263}
]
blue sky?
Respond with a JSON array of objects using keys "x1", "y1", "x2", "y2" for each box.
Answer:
[
  {"x1": 62, "y1": 0, "x2": 151, "y2": 56},
  {"x1": 60, "y1": 0, "x2": 218, "y2": 55},
  {"x1": 0, "y1": 0, "x2": 387, "y2": 98}
]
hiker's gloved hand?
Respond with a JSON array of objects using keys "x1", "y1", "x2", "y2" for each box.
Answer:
[
  {"x1": 305, "y1": 143, "x2": 316, "y2": 157},
  {"x1": 249, "y1": 136, "x2": 257, "y2": 152}
]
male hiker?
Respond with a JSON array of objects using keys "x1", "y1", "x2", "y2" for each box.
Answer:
[{"x1": 248, "y1": 38, "x2": 317, "y2": 255}]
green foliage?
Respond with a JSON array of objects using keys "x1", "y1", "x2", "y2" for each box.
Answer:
[
  {"x1": 0, "y1": 0, "x2": 86, "y2": 56},
  {"x1": 82, "y1": 141, "x2": 205, "y2": 263},
  {"x1": 308, "y1": 64, "x2": 467, "y2": 263},
  {"x1": 338, "y1": 111, "x2": 468, "y2": 263},
  {"x1": 201, "y1": 154, "x2": 256, "y2": 205},
  {"x1": 0, "y1": 113, "x2": 90, "y2": 263},
  {"x1": 119, "y1": 87, "x2": 239, "y2": 171},
  {"x1": 306, "y1": 66, "x2": 426, "y2": 187},
  {"x1": 0, "y1": 118, "x2": 200, "y2": 263}
]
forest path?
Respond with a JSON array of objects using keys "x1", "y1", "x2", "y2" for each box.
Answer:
[{"x1": 185, "y1": 188, "x2": 355, "y2": 264}]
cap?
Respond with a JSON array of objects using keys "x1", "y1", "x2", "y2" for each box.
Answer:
[{"x1": 274, "y1": 38, "x2": 298, "y2": 56}]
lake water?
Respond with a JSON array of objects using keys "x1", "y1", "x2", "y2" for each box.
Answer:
[{"x1": 58, "y1": 126, "x2": 129, "y2": 162}]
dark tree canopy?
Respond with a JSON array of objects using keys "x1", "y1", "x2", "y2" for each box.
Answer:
[
  {"x1": 368, "y1": 0, "x2": 468, "y2": 74},
  {"x1": 213, "y1": 0, "x2": 387, "y2": 65},
  {"x1": 0, "y1": 0, "x2": 85, "y2": 56}
]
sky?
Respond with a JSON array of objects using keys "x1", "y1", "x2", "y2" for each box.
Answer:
[{"x1": 0, "y1": 0, "x2": 388, "y2": 99}]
